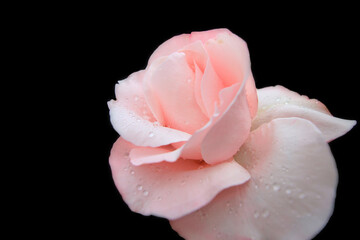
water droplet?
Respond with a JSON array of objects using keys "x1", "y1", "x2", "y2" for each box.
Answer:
[
  {"x1": 226, "y1": 201, "x2": 230, "y2": 207},
  {"x1": 262, "y1": 210, "x2": 270, "y2": 218},
  {"x1": 273, "y1": 184, "x2": 281, "y2": 191},
  {"x1": 299, "y1": 193, "x2": 306, "y2": 199},
  {"x1": 157, "y1": 196, "x2": 162, "y2": 201},
  {"x1": 198, "y1": 165, "x2": 204, "y2": 170},
  {"x1": 123, "y1": 167, "x2": 128, "y2": 171},
  {"x1": 187, "y1": 78, "x2": 192, "y2": 83},
  {"x1": 134, "y1": 96, "x2": 139, "y2": 101},
  {"x1": 180, "y1": 180, "x2": 186, "y2": 185},
  {"x1": 239, "y1": 201, "x2": 243, "y2": 207},
  {"x1": 148, "y1": 131, "x2": 155, "y2": 138},
  {"x1": 276, "y1": 97, "x2": 281, "y2": 102},
  {"x1": 153, "y1": 121, "x2": 161, "y2": 126},
  {"x1": 184, "y1": 120, "x2": 189, "y2": 125},
  {"x1": 285, "y1": 189, "x2": 292, "y2": 195},
  {"x1": 136, "y1": 185, "x2": 143, "y2": 191},
  {"x1": 254, "y1": 211, "x2": 260, "y2": 219},
  {"x1": 143, "y1": 190, "x2": 149, "y2": 196},
  {"x1": 130, "y1": 170, "x2": 135, "y2": 175}
]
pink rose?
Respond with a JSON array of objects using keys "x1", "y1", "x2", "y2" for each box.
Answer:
[{"x1": 108, "y1": 29, "x2": 356, "y2": 239}]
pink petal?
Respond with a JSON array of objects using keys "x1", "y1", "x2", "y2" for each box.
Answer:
[
  {"x1": 109, "y1": 137, "x2": 250, "y2": 220},
  {"x1": 201, "y1": 80, "x2": 251, "y2": 164},
  {"x1": 180, "y1": 79, "x2": 252, "y2": 163},
  {"x1": 204, "y1": 30, "x2": 251, "y2": 88},
  {"x1": 245, "y1": 73, "x2": 258, "y2": 119},
  {"x1": 171, "y1": 118, "x2": 338, "y2": 240},
  {"x1": 129, "y1": 145, "x2": 183, "y2": 166},
  {"x1": 204, "y1": 30, "x2": 258, "y2": 118},
  {"x1": 201, "y1": 57, "x2": 224, "y2": 116},
  {"x1": 148, "y1": 29, "x2": 231, "y2": 66},
  {"x1": 254, "y1": 85, "x2": 356, "y2": 141},
  {"x1": 143, "y1": 52, "x2": 209, "y2": 134},
  {"x1": 108, "y1": 71, "x2": 191, "y2": 147}
]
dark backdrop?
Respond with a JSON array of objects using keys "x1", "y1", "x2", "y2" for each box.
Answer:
[{"x1": 38, "y1": 6, "x2": 359, "y2": 240}]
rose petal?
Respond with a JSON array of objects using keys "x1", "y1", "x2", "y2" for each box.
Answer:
[
  {"x1": 148, "y1": 29, "x2": 231, "y2": 66},
  {"x1": 201, "y1": 58, "x2": 224, "y2": 116},
  {"x1": 204, "y1": 30, "x2": 258, "y2": 118},
  {"x1": 245, "y1": 73, "x2": 258, "y2": 119},
  {"x1": 143, "y1": 52, "x2": 209, "y2": 134},
  {"x1": 130, "y1": 145, "x2": 183, "y2": 166},
  {"x1": 253, "y1": 85, "x2": 357, "y2": 141},
  {"x1": 171, "y1": 118, "x2": 338, "y2": 240},
  {"x1": 109, "y1": 137, "x2": 250, "y2": 220},
  {"x1": 180, "y1": 79, "x2": 252, "y2": 163},
  {"x1": 204, "y1": 30, "x2": 250, "y2": 87},
  {"x1": 108, "y1": 71, "x2": 191, "y2": 147},
  {"x1": 201, "y1": 79, "x2": 252, "y2": 164}
]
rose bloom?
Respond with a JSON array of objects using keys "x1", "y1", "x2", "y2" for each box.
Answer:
[{"x1": 108, "y1": 29, "x2": 356, "y2": 240}]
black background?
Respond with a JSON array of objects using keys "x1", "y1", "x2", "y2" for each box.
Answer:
[{"x1": 23, "y1": 5, "x2": 359, "y2": 240}]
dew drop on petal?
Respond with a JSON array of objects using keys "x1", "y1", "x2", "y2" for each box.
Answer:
[
  {"x1": 299, "y1": 193, "x2": 306, "y2": 199},
  {"x1": 273, "y1": 184, "x2": 281, "y2": 192},
  {"x1": 262, "y1": 210, "x2": 270, "y2": 218},
  {"x1": 136, "y1": 185, "x2": 143, "y2": 191},
  {"x1": 143, "y1": 190, "x2": 149, "y2": 196},
  {"x1": 148, "y1": 131, "x2": 155, "y2": 138},
  {"x1": 254, "y1": 211, "x2": 260, "y2": 219}
]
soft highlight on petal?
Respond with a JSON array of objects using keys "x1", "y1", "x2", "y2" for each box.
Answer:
[
  {"x1": 110, "y1": 137, "x2": 250, "y2": 220},
  {"x1": 171, "y1": 118, "x2": 338, "y2": 240},
  {"x1": 148, "y1": 29, "x2": 231, "y2": 65},
  {"x1": 201, "y1": 79, "x2": 251, "y2": 164},
  {"x1": 143, "y1": 52, "x2": 209, "y2": 134},
  {"x1": 253, "y1": 85, "x2": 356, "y2": 141},
  {"x1": 108, "y1": 71, "x2": 192, "y2": 147}
]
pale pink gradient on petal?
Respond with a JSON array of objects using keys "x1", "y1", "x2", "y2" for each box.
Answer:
[
  {"x1": 201, "y1": 58, "x2": 224, "y2": 116},
  {"x1": 148, "y1": 29, "x2": 230, "y2": 66},
  {"x1": 171, "y1": 118, "x2": 338, "y2": 240},
  {"x1": 130, "y1": 145, "x2": 183, "y2": 166},
  {"x1": 245, "y1": 73, "x2": 258, "y2": 119},
  {"x1": 108, "y1": 71, "x2": 191, "y2": 147},
  {"x1": 180, "y1": 78, "x2": 252, "y2": 163},
  {"x1": 204, "y1": 30, "x2": 250, "y2": 87},
  {"x1": 143, "y1": 52, "x2": 209, "y2": 134},
  {"x1": 254, "y1": 85, "x2": 356, "y2": 141},
  {"x1": 109, "y1": 137, "x2": 250, "y2": 220}
]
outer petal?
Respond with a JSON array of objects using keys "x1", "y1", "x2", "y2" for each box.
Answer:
[
  {"x1": 109, "y1": 137, "x2": 250, "y2": 220},
  {"x1": 171, "y1": 118, "x2": 338, "y2": 240},
  {"x1": 129, "y1": 145, "x2": 183, "y2": 166},
  {"x1": 108, "y1": 71, "x2": 191, "y2": 147},
  {"x1": 253, "y1": 85, "x2": 356, "y2": 141}
]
